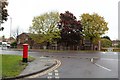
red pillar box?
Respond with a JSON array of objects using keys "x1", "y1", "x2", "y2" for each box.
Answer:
[{"x1": 22, "y1": 44, "x2": 28, "y2": 63}]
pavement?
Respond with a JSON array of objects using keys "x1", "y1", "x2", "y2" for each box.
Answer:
[
  {"x1": 2, "y1": 56, "x2": 61, "y2": 80},
  {"x1": 20, "y1": 57, "x2": 55, "y2": 75}
]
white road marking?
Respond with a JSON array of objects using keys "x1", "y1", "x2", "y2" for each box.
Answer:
[
  {"x1": 94, "y1": 63, "x2": 111, "y2": 71},
  {"x1": 47, "y1": 76, "x2": 52, "y2": 79},
  {"x1": 55, "y1": 73, "x2": 59, "y2": 76},
  {"x1": 27, "y1": 59, "x2": 61, "y2": 78},
  {"x1": 54, "y1": 70, "x2": 59, "y2": 78},
  {"x1": 47, "y1": 70, "x2": 59, "y2": 79},
  {"x1": 90, "y1": 58, "x2": 94, "y2": 63},
  {"x1": 54, "y1": 70, "x2": 58, "y2": 73},
  {"x1": 47, "y1": 72, "x2": 53, "y2": 79},
  {"x1": 48, "y1": 72, "x2": 52, "y2": 76},
  {"x1": 55, "y1": 76, "x2": 60, "y2": 79}
]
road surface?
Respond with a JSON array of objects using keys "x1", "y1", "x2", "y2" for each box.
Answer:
[{"x1": 1, "y1": 49, "x2": 119, "y2": 78}]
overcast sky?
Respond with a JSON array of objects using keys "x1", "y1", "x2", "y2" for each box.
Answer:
[{"x1": 0, "y1": 0, "x2": 119, "y2": 40}]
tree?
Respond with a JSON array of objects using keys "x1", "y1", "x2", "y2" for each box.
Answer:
[
  {"x1": 101, "y1": 38, "x2": 112, "y2": 48},
  {"x1": 58, "y1": 11, "x2": 82, "y2": 49},
  {"x1": 10, "y1": 41, "x2": 17, "y2": 48},
  {"x1": 80, "y1": 13, "x2": 108, "y2": 50},
  {"x1": 2, "y1": 35, "x2": 5, "y2": 42},
  {"x1": 0, "y1": 0, "x2": 8, "y2": 31},
  {"x1": 102, "y1": 36, "x2": 111, "y2": 40},
  {"x1": 29, "y1": 11, "x2": 60, "y2": 46},
  {"x1": 0, "y1": 0, "x2": 8, "y2": 22}
]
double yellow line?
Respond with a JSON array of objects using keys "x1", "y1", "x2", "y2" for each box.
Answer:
[{"x1": 27, "y1": 59, "x2": 61, "y2": 78}]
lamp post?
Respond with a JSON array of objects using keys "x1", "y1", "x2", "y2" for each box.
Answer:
[{"x1": 9, "y1": 17, "x2": 12, "y2": 44}]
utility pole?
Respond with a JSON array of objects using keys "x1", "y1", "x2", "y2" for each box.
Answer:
[
  {"x1": 119, "y1": 2, "x2": 120, "y2": 40},
  {"x1": 10, "y1": 17, "x2": 12, "y2": 44}
]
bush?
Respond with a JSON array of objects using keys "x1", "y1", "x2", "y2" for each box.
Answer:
[
  {"x1": 113, "y1": 48, "x2": 120, "y2": 52},
  {"x1": 101, "y1": 39, "x2": 112, "y2": 48},
  {"x1": 10, "y1": 41, "x2": 17, "y2": 48},
  {"x1": 117, "y1": 42, "x2": 120, "y2": 48}
]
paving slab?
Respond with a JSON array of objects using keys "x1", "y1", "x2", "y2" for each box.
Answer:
[{"x1": 19, "y1": 57, "x2": 56, "y2": 76}]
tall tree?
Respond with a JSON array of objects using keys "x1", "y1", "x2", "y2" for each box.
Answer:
[
  {"x1": 0, "y1": 0, "x2": 8, "y2": 31},
  {"x1": 102, "y1": 36, "x2": 111, "y2": 40},
  {"x1": 80, "y1": 13, "x2": 108, "y2": 50},
  {"x1": 58, "y1": 11, "x2": 82, "y2": 48},
  {"x1": 29, "y1": 11, "x2": 60, "y2": 45}
]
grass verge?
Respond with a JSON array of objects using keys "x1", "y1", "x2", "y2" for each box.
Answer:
[
  {"x1": 1, "y1": 54, "x2": 35, "y2": 78},
  {"x1": 0, "y1": 54, "x2": 2, "y2": 78}
]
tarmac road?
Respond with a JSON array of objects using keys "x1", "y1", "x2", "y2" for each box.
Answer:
[
  {"x1": 39, "y1": 52, "x2": 118, "y2": 78},
  {"x1": 1, "y1": 49, "x2": 119, "y2": 78}
]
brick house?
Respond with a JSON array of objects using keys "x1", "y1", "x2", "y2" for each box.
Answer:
[
  {"x1": 17, "y1": 33, "x2": 43, "y2": 49},
  {"x1": 112, "y1": 40, "x2": 120, "y2": 47},
  {"x1": 17, "y1": 33, "x2": 94, "y2": 50},
  {"x1": 6, "y1": 37, "x2": 16, "y2": 44}
]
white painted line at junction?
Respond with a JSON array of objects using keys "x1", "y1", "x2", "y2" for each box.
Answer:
[
  {"x1": 47, "y1": 76, "x2": 52, "y2": 79},
  {"x1": 54, "y1": 70, "x2": 58, "y2": 73},
  {"x1": 94, "y1": 63, "x2": 111, "y2": 71},
  {"x1": 48, "y1": 72, "x2": 52, "y2": 76},
  {"x1": 55, "y1": 76, "x2": 60, "y2": 79},
  {"x1": 90, "y1": 58, "x2": 94, "y2": 63},
  {"x1": 27, "y1": 59, "x2": 61, "y2": 78},
  {"x1": 55, "y1": 73, "x2": 59, "y2": 76}
]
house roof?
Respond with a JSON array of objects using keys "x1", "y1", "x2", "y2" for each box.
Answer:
[{"x1": 17, "y1": 33, "x2": 31, "y2": 37}]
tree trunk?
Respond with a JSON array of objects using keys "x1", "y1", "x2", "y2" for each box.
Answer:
[
  {"x1": 90, "y1": 38, "x2": 94, "y2": 50},
  {"x1": 46, "y1": 42, "x2": 50, "y2": 49}
]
